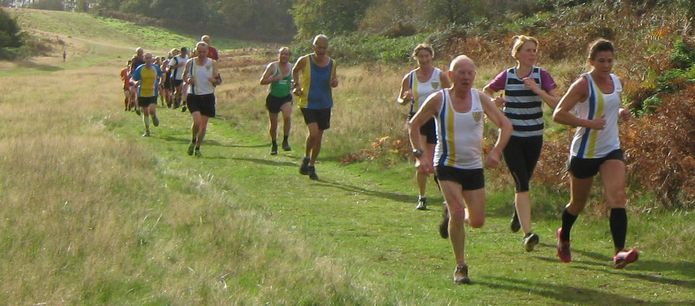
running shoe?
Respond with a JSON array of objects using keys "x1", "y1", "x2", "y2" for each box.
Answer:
[
  {"x1": 613, "y1": 248, "x2": 639, "y2": 269},
  {"x1": 152, "y1": 115, "x2": 159, "y2": 127},
  {"x1": 194, "y1": 148, "x2": 201, "y2": 157},
  {"x1": 556, "y1": 228, "x2": 571, "y2": 263},
  {"x1": 270, "y1": 143, "x2": 278, "y2": 155},
  {"x1": 308, "y1": 166, "x2": 319, "y2": 180},
  {"x1": 523, "y1": 232, "x2": 539, "y2": 252},
  {"x1": 181, "y1": 104, "x2": 187, "y2": 112},
  {"x1": 282, "y1": 141, "x2": 291, "y2": 151},
  {"x1": 142, "y1": 130, "x2": 150, "y2": 137},
  {"x1": 187, "y1": 143, "x2": 195, "y2": 156},
  {"x1": 439, "y1": 203, "x2": 449, "y2": 239},
  {"x1": 299, "y1": 157, "x2": 310, "y2": 175},
  {"x1": 135, "y1": 108, "x2": 141, "y2": 116},
  {"x1": 453, "y1": 264, "x2": 471, "y2": 284},
  {"x1": 510, "y1": 205, "x2": 521, "y2": 233},
  {"x1": 416, "y1": 197, "x2": 427, "y2": 210}
]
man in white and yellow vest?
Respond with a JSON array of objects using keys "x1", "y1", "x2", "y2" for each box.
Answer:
[{"x1": 292, "y1": 34, "x2": 338, "y2": 180}]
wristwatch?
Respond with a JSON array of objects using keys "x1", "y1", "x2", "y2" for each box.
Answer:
[{"x1": 412, "y1": 148, "x2": 423, "y2": 158}]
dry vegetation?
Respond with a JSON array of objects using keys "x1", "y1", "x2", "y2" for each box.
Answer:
[{"x1": 0, "y1": 63, "x2": 369, "y2": 304}]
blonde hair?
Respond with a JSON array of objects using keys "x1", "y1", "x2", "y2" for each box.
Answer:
[
  {"x1": 412, "y1": 43, "x2": 434, "y2": 59},
  {"x1": 510, "y1": 35, "x2": 539, "y2": 58}
]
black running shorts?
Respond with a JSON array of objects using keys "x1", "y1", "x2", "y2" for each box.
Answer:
[
  {"x1": 266, "y1": 94, "x2": 292, "y2": 114},
  {"x1": 187, "y1": 93, "x2": 216, "y2": 117},
  {"x1": 301, "y1": 107, "x2": 331, "y2": 130},
  {"x1": 568, "y1": 149, "x2": 624, "y2": 179},
  {"x1": 435, "y1": 166, "x2": 485, "y2": 190},
  {"x1": 137, "y1": 96, "x2": 158, "y2": 107}
]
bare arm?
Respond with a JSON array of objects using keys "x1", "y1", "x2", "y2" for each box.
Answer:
[
  {"x1": 482, "y1": 83, "x2": 505, "y2": 108},
  {"x1": 182, "y1": 59, "x2": 192, "y2": 84},
  {"x1": 397, "y1": 73, "x2": 413, "y2": 105},
  {"x1": 211, "y1": 60, "x2": 221, "y2": 86},
  {"x1": 523, "y1": 77, "x2": 560, "y2": 109},
  {"x1": 259, "y1": 62, "x2": 276, "y2": 85},
  {"x1": 553, "y1": 77, "x2": 605, "y2": 129},
  {"x1": 330, "y1": 61, "x2": 338, "y2": 88},
  {"x1": 292, "y1": 56, "x2": 306, "y2": 96},
  {"x1": 408, "y1": 92, "x2": 442, "y2": 174},
  {"x1": 479, "y1": 91, "x2": 512, "y2": 168},
  {"x1": 440, "y1": 70, "x2": 452, "y2": 89}
]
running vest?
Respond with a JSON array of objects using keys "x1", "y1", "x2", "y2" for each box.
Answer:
[
  {"x1": 132, "y1": 64, "x2": 161, "y2": 97},
  {"x1": 570, "y1": 73, "x2": 622, "y2": 158},
  {"x1": 434, "y1": 89, "x2": 485, "y2": 169},
  {"x1": 170, "y1": 55, "x2": 188, "y2": 80},
  {"x1": 270, "y1": 62, "x2": 293, "y2": 97},
  {"x1": 297, "y1": 55, "x2": 336, "y2": 109},
  {"x1": 409, "y1": 68, "x2": 442, "y2": 115},
  {"x1": 187, "y1": 58, "x2": 215, "y2": 95},
  {"x1": 503, "y1": 66, "x2": 544, "y2": 137}
]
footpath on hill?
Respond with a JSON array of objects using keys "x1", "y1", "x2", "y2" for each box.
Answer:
[{"x1": 3, "y1": 13, "x2": 694, "y2": 300}]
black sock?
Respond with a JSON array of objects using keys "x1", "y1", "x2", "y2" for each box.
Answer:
[
  {"x1": 561, "y1": 208, "x2": 578, "y2": 241},
  {"x1": 191, "y1": 137, "x2": 196, "y2": 143},
  {"x1": 283, "y1": 135, "x2": 289, "y2": 143},
  {"x1": 609, "y1": 208, "x2": 627, "y2": 251},
  {"x1": 272, "y1": 140, "x2": 277, "y2": 145}
]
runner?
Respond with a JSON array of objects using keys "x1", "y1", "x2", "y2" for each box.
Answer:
[
  {"x1": 260, "y1": 47, "x2": 293, "y2": 155},
  {"x1": 161, "y1": 51, "x2": 174, "y2": 108},
  {"x1": 201, "y1": 35, "x2": 219, "y2": 61},
  {"x1": 169, "y1": 47, "x2": 189, "y2": 109},
  {"x1": 292, "y1": 34, "x2": 338, "y2": 180},
  {"x1": 409, "y1": 55, "x2": 511, "y2": 284},
  {"x1": 130, "y1": 52, "x2": 163, "y2": 137},
  {"x1": 552, "y1": 38, "x2": 639, "y2": 268},
  {"x1": 120, "y1": 60, "x2": 134, "y2": 111},
  {"x1": 397, "y1": 43, "x2": 451, "y2": 210},
  {"x1": 130, "y1": 47, "x2": 145, "y2": 115},
  {"x1": 483, "y1": 35, "x2": 560, "y2": 251},
  {"x1": 182, "y1": 41, "x2": 221, "y2": 157},
  {"x1": 156, "y1": 56, "x2": 165, "y2": 106}
]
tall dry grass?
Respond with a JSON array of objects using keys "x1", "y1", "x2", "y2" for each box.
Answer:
[{"x1": 0, "y1": 65, "x2": 372, "y2": 304}]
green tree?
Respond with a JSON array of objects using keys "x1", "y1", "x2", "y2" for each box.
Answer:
[{"x1": 292, "y1": 0, "x2": 372, "y2": 38}]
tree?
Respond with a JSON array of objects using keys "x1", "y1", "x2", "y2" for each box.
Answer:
[{"x1": 292, "y1": 0, "x2": 372, "y2": 38}]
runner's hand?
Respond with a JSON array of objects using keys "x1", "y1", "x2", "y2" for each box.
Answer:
[
  {"x1": 484, "y1": 148, "x2": 502, "y2": 168},
  {"x1": 415, "y1": 158, "x2": 434, "y2": 174},
  {"x1": 587, "y1": 116, "x2": 607, "y2": 130}
]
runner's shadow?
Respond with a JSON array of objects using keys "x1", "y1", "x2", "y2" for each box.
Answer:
[
  {"x1": 230, "y1": 157, "x2": 296, "y2": 167},
  {"x1": 159, "y1": 135, "x2": 190, "y2": 144},
  {"x1": 313, "y1": 178, "x2": 412, "y2": 203},
  {"x1": 577, "y1": 265, "x2": 695, "y2": 289},
  {"x1": 476, "y1": 276, "x2": 655, "y2": 305}
]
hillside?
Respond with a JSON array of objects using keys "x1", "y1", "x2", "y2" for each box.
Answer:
[{"x1": 0, "y1": 8, "x2": 693, "y2": 305}]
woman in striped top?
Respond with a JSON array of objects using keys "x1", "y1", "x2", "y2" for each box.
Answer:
[
  {"x1": 409, "y1": 55, "x2": 511, "y2": 284},
  {"x1": 552, "y1": 39, "x2": 638, "y2": 268},
  {"x1": 483, "y1": 35, "x2": 559, "y2": 252}
]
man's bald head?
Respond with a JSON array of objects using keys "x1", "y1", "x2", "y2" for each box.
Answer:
[{"x1": 449, "y1": 55, "x2": 475, "y2": 71}]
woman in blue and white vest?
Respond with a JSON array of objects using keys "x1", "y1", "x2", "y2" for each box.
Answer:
[{"x1": 552, "y1": 38, "x2": 638, "y2": 268}]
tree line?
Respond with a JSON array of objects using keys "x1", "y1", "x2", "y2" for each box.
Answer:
[{"x1": 7, "y1": 0, "x2": 695, "y2": 42}]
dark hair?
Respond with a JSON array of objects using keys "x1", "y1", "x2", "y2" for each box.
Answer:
[
  {"x1": 181, "y1": 47, "x2": 188, "y2": 52},
  {"x1": 588, "y1": 38, "x2": 614, "y2": 60}
]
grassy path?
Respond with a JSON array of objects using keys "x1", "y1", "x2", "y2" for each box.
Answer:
[
  {"x1": 108, "y1": 101, "x2": 695, "y2": 304},
  {"x1": 1, "y1": 8, "x2": 694, "y2": 305}
]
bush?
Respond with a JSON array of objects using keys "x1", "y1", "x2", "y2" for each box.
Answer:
[
  {"x1": 621, "y1": 84, "x2": 695, "y2": 208},
  {"x1": 0, "y1": 8, "x2": 23, "y2": 59}
]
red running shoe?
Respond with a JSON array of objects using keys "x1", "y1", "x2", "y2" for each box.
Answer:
[
  {"x1": 556, "y1": 228, "x2": 572, "y2": 263},
  {"x1": 613, "y1": 248, "x2": 639, "y2": 269}
]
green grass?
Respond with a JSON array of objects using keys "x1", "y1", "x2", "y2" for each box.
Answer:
[{"x1": 1, "y1": 8, "x2": 694, "y2": 305}]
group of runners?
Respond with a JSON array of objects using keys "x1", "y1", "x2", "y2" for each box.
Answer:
[
  {"x1": 403, "y1": 37, "x2": 638, "y2": 284},
  {"x1": 117, "y1": 33, "x2": 639, "y2": 284}
]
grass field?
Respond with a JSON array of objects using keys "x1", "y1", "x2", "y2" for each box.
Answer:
[{"x1": 1, "y1": 9, "x2": 694, "y2": 305}]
